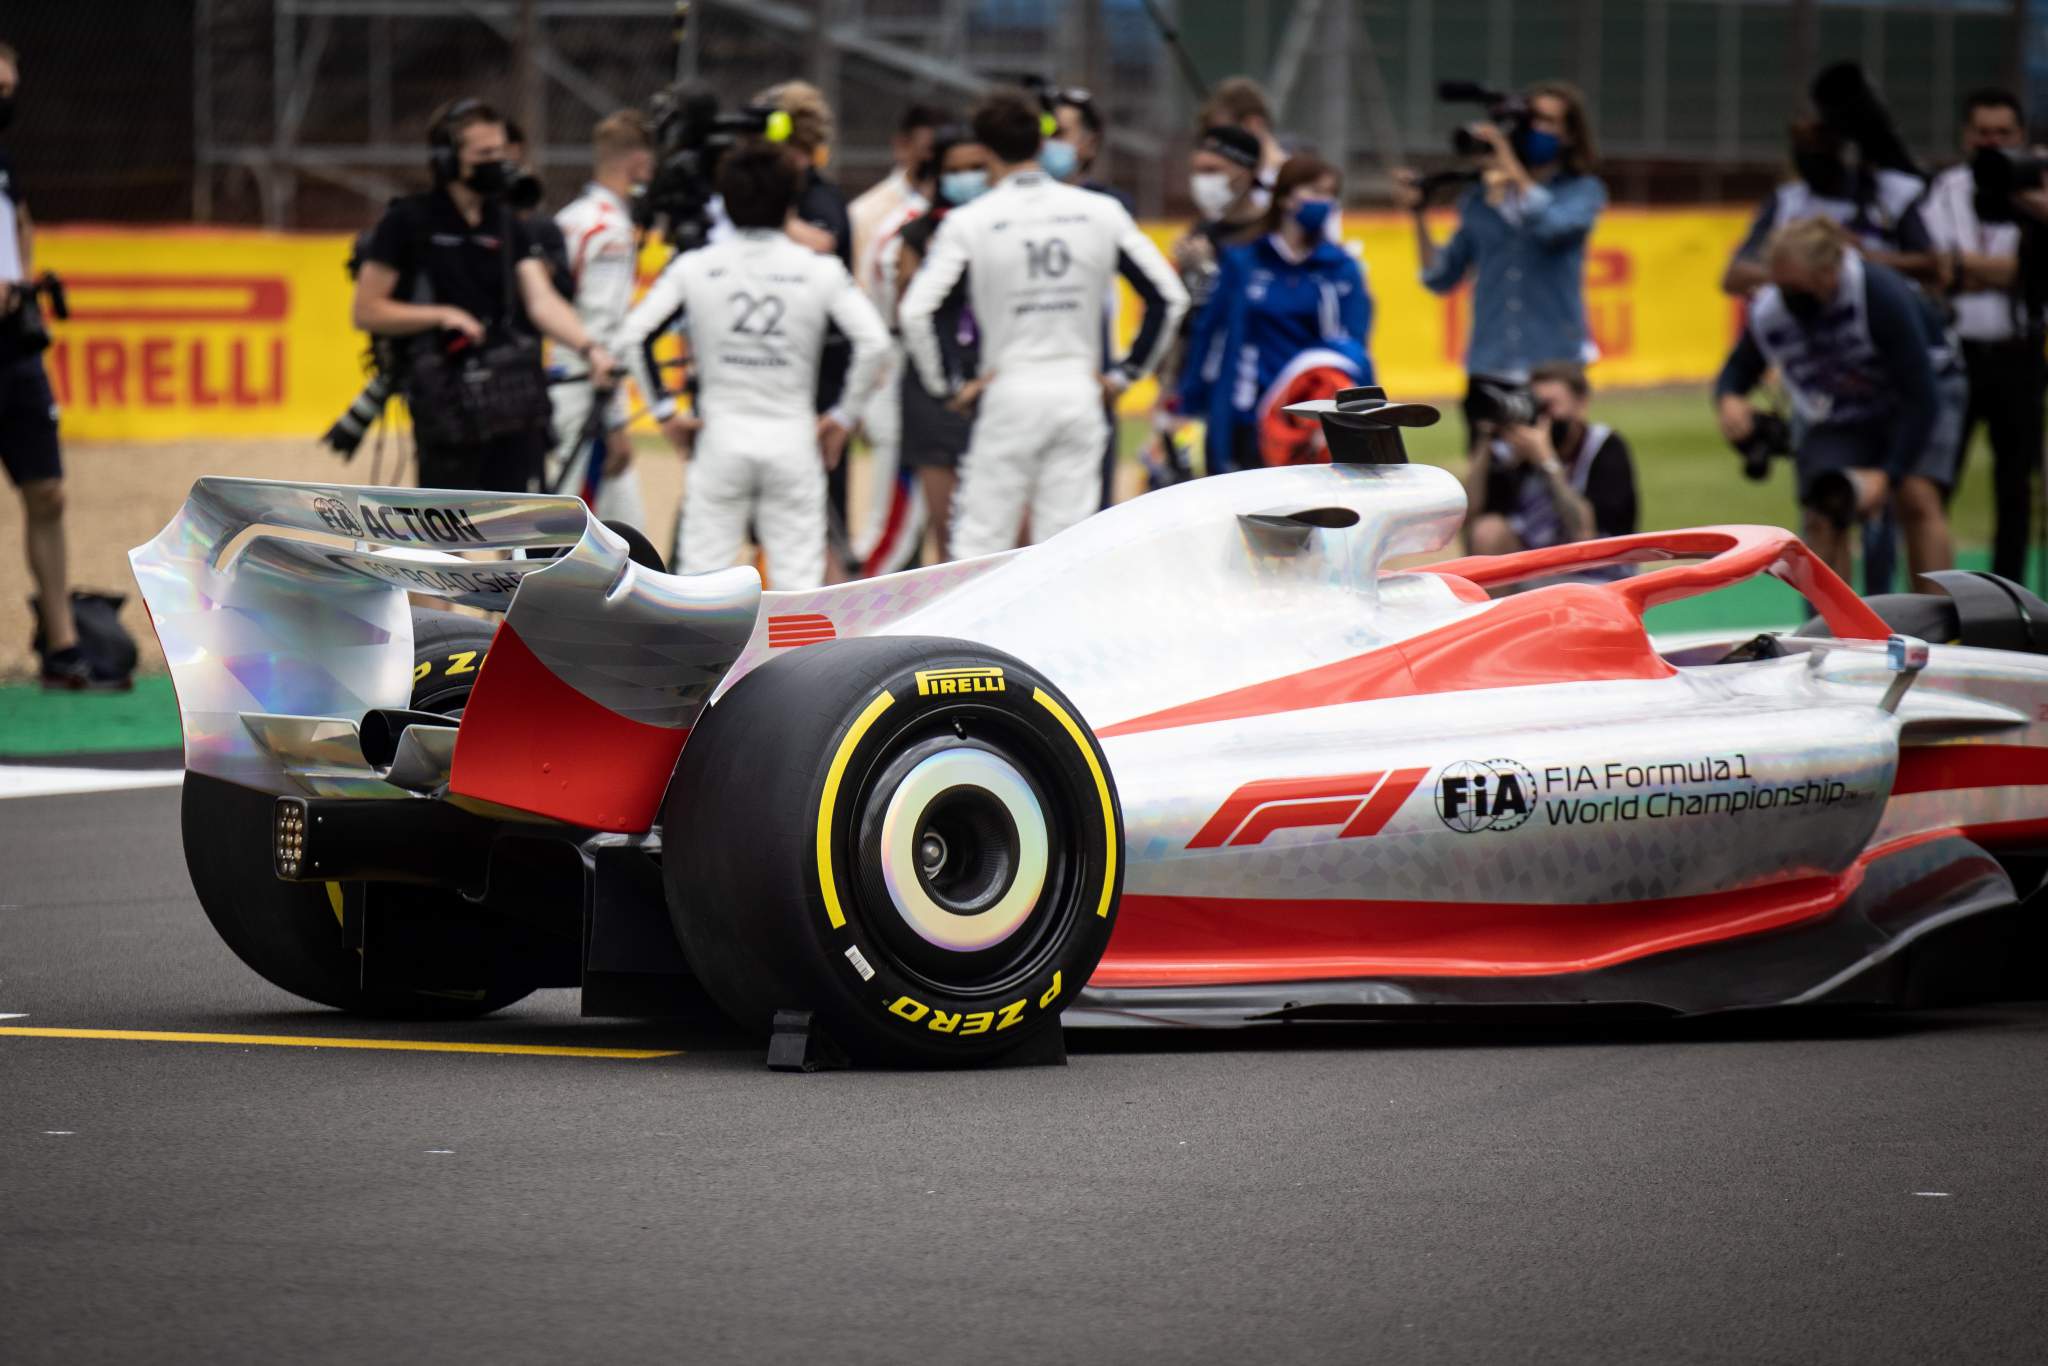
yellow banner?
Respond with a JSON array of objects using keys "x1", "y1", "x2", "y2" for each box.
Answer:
[{"x1": 37, "y1": 207, "x2": 1755, "y2": 442}]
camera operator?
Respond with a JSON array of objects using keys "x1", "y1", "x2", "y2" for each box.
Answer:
[
  {"x1": 352, "y1": 98, "x2": 618, "y2": 493},
  {"x1": 1714, "y1": 218, "x2": 1959, "y2": 589},
  {"x1": 1922, "y1": 88, "x2": 2043, "y2": 584},
  {"x1": 0, "y1": 40, "x2": 91, "y2": 688},
  {"x1": 545, "y1": 110, "x2": 655, "y2": 527},
  {"x1": 1464, "y1": 360, "x2": 1637, "y2": 570},
  {"x1": 1394, "y1": 81, "x2": 1608, "y2": 439},
  {"x1": 898, "y1": 88, "x2": 1187, "y2": 559},
  {"x1": 618, "y1": 143, "x2": 890, "y2": 590}
]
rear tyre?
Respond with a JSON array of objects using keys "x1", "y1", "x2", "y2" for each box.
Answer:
[
  {"x1": 181, "y1": 610, "x2": 537, "y2": 1018},
  {"x1": 664, "y1": 636, "x2": 1122, "y2": 1066}
]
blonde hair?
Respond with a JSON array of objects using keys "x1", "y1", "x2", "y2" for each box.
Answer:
[
  {"x1": 593, "y1": 109, "x2": 652, "y2": 163},
  {"x1": 1765, "y1": 216, "x2": 1850, "y2": 274},
  {"x1": 755, "y1": 80, "x2": 834, "y2": 154}
]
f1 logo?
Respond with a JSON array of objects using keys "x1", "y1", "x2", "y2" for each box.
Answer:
[{"x1": 1187, "y1": 768, "x2": 1429, "y2": 849}]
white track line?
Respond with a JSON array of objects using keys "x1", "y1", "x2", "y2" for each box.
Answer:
[{"x1": 0, "y1": 767, "x2": 184, "y2": 801}]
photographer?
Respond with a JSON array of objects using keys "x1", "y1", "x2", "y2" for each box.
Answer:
[
  {"x1": 1464, "y1": 361, "x2": 1637, "y2": 568},
  {"x1": 546, "y1": 110, "x2": 655, "y2": 526},
  {"x1": 0, "y1": 40, "x2": 93, "y2": 688},
  {"x1": 618, "y1": 143, "x2": 890, "y2": 590},
  {"x1": 1714, "y1": 219, "x2": 1958, "y2": 590},
  {"x1": 1922, "y1": 88, "x2": 2043, "y2": 583},
  {"x1": 1394, "y1": 81, "x2": 1608, "y2": 437},
  {"x1": 352, "y1": 98, "x2": 618, "y2": 493}
]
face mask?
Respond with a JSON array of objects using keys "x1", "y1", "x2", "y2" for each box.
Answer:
[
  {"x1": 940, "y1": 169, "x2": 989, "y2": 205},
  {"x1": 1782, "y1": 288, "x2": 1826, "y2": 323},
  {"x1": 1548, "y1": 417, "x2": 1578, "y2": 451},
  {"x1": 1039, "y1": 139, "x2": 1080, "y2": 181},
  {"x1": 1190, "y1": 171, "x2": 1236, "y2": 220},
  {"x1": 1518, "y1": 128, "x2": 1563, "y2": 168},
  {"x1": 463, "y1": 159, "x2": 512, "y2": 197},
  {"x1": 0, "y1": 95, "x2": 15, "y2": 133},
  {"x1": 1292, "y1": 199, "x2": 1333, "y2": 237}
]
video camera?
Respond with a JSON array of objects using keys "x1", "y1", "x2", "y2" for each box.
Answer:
[
  {"x1": 641, "y1": 81, "x2": 789, "y2": 251},
  {"x1": 1409, "y1": 80, "x2": 1532, "y2": 203}
]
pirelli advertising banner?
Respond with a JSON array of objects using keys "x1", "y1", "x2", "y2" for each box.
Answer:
[{"x1": 37, "y1": 208, "x2": 1753, "y2": 443}]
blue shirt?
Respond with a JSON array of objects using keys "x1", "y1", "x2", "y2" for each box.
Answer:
[
  {"x1": 1420, "y1": 174, "x2": 1607, "y2": 377},
  {"x1": 1180, "y1": 233, "x2": 1373, "y2": 470}
]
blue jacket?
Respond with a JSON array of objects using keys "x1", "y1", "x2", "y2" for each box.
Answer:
[
  {"x1": 1180, "y1": 233, "x2": 1373, "y2": 472},
  {"x1": 1420, "y1": 174, "x2": 1606, "y2": 377}
]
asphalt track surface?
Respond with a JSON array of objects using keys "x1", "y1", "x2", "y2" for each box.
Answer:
[{"x1": 6, "y1": 780, "x2": 2048, "y2": 1364}]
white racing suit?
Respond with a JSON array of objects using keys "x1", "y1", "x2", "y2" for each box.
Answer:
[
  {"x1": 619, "y1": 227, "x2": 890, "y2": 589},
  {"x1": 899, "y1": 169, "x2": 1187, "y2": 559},
  {"x1": 547, "y1": 183, "x2": 645, "y2": 526}
]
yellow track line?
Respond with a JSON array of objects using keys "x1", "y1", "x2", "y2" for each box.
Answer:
[{"x1": 0, "y1": 1026, "x2": 680, "y2": 1060}]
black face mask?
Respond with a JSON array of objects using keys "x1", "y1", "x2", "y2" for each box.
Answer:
[
  {"x1": 0, "y1": 95, "x2": 16, "y2": 133},
  {"x1": 1782, "y1": 289, "x2": 1826, "y2": 323},
  {"x1": 463, "y1": 159, "x2": 512, "y2": 197},
  {"x1": 1548, "y1": 417, "x2": 1579, "y2": 452}
]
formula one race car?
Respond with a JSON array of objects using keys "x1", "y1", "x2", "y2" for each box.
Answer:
[{"x1": 133, "y1": 389, "x2": 2048, "y2": 1067}]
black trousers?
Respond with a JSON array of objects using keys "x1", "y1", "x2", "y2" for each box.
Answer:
[
  {"x1": 416, "y1": 426, "x2": 548, "y2": 494},
  {"x1": 1958, "y1": 338, "x2": 2047, "y2": 584}
]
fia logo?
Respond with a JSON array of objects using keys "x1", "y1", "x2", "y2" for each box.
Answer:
[{"x1": 1435, "y1": 759, "x2": 1537, "y2": 833}]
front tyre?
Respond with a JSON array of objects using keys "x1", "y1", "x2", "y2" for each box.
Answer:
[{"x1": 664, "y1": 636, "x2": 1122, "y2": 1067}]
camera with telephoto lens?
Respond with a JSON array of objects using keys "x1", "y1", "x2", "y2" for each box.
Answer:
[
  {"x1": 3, "y1": 270, "x2": 69, "y2": 355},
  {"x1": 641, "y1": 81, "x2": 786, "y2": 251},
  {"x1": 324, "y1": 227, "x2": 399, "y2": 458},
  {"x1": 1730, "y1": 411, "x2": 1793, "y2": 481},
  {"x1": 1467, "y1": 375, "x2": 1539, "y2": 428}
]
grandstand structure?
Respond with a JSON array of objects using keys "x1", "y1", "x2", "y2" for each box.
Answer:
[{"x1": 4, "y1": 0, "x2": 2040, "y2": 227}]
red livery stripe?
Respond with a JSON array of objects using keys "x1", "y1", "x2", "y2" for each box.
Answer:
[
  {"x1": 767, "y1": 613, "x2": 836, "y2": 648},
  {"x1": 1893, "y1": 744, "x2": 2048, "y2": 796}
]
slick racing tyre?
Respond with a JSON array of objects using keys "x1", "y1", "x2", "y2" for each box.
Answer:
[
  {"x1": 664, "y1": 636, "x2": 1122, "y2": 1066},
  {"x1": 181, "y1": 610, "x2": 537, "y2": 1018}
]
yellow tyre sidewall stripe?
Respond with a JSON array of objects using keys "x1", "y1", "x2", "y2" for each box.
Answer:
[
  {"x1": 816, "y1": 690, "x2": 896, "y2": 929},
  {"x1": 1030, "y1": 687, "x2": 1118, "y2": 919}
]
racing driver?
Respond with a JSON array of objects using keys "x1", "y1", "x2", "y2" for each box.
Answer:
[
  {"x1": 898, "y1": 87, "x2": 1187, "y2": 558},
  {"x1": 621, "y1": 142, "x2": 890, "y2": 589}
]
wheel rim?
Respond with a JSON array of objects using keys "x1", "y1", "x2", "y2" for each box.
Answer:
[{"x1": 877, "y1": 749, "x2": 1048, "y2": 953}]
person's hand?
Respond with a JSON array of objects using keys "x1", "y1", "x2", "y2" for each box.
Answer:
[
  {"x1": 947, "y1": 372, "x2": 995, "y2": 416},
  {"x1": 1390, "y1": 169, "x2": 1425, "y2": 214},
  {"x1": 1502, "y1": 421, "x2": 1554, "y2": 467},
  {"x1": 1468, "y1": 121, "x2": 1515, "y2": 162},
  {"x1": 1716, "y1": 394, "x2": 1756, "y2": 446},
  {"x1": 658, "y1": 411, "x2": 702, "y2": 454},
  {"x1": 817, "y1": 414, "x2": 852, "y2": 471},
  {"x1": 603, "y1": 427, "x2": 634, "y2": 477},
  {"x1": 439, "y1": 306, "x2": 486, "y2": 345},
  {"x1": 1098, "y1": 372, "x2": 1129, "y2": 406},
  {"x1": 585, "y1": 344, "x2": 620, "y2": 387}
]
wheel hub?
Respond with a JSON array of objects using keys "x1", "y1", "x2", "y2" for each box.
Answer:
[{"x1": 878, "y1": 749, "x2": 1047, "y2": 953}]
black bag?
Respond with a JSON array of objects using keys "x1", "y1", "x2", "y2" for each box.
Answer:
[
  {"x1": 404, "y1": 337, "x2": 550, "y2": 448},
  {"x1": 400, "y1": 200, "x2": 551, "y2": 449},
  {"x1": 32, "y1": 589, "x2": 138, "y2": 682}
]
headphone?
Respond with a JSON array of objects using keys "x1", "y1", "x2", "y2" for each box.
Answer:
[{"x1": 428, "y1": 97, "x2": 488, "y2": 186}]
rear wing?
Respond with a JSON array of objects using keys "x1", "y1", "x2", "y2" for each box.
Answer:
[{"x1": 131, "y1": 478, "x2": 761, "y2": 831}]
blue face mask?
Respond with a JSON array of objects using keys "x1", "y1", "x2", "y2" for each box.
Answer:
[
  {"x1": 1519, "y1": 128, "x2": 1563, "y2": 168},
  {"x1": 1039, "y1": 139, "x2": 1080, "y2": 181},
  {"x1": 1292, "y1": 199, "x2": 1333, "y2": 237},
  {"x1": 940, "y1": 169, "x2": 989, "y2": 205}
]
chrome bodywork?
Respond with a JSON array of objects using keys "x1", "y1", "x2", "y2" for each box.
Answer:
[{"x1": 137, "y1": 462, "x2": 2048, "y2": 1021}]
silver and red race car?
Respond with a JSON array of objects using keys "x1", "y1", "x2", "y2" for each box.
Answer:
[{"x1": 132, "y1": 390, "x2": 2048, "y2": 1066}]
